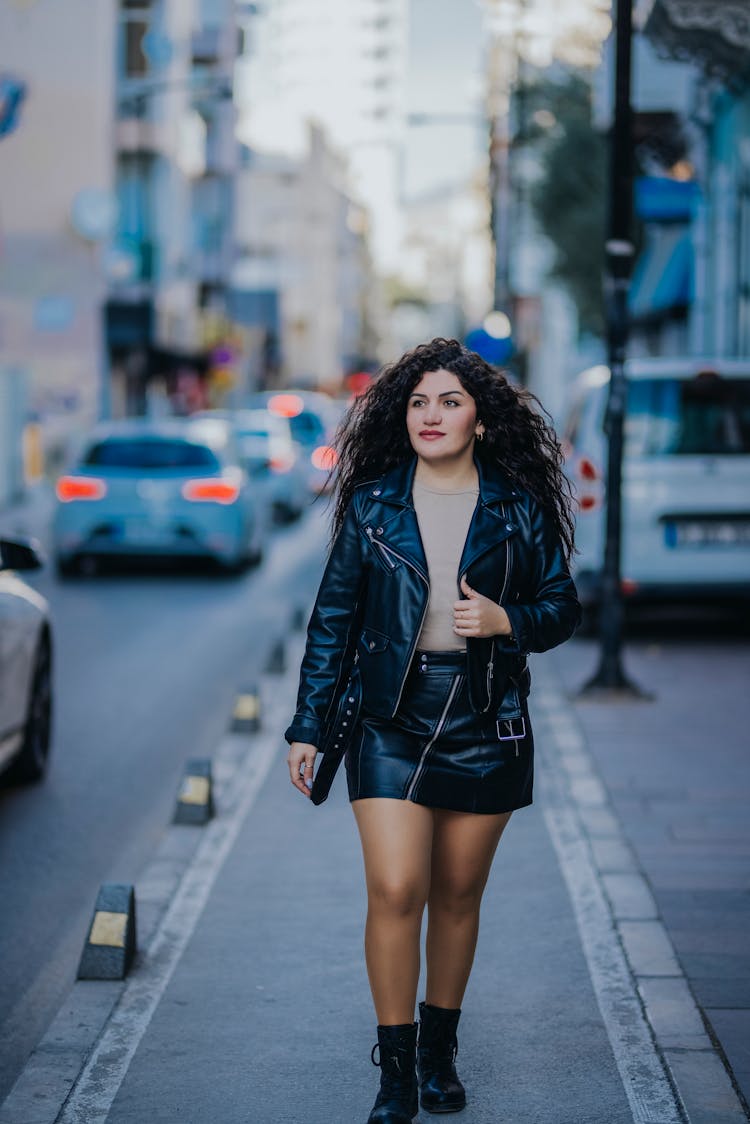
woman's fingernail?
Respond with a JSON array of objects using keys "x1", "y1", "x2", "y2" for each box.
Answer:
[{"x1": 305, "y1": 778, "x2": 313, "y2": 788}]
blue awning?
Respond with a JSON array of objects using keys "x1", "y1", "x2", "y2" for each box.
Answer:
[
  {"x1": 628, "y1": 227, "x2": 693, "y2": 322},
  {"x1": 635, "y1": 177, "x2": 701, "y2": 222}
]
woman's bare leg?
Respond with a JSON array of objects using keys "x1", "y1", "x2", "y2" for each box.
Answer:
[
  {"x1": 425, "y1": 809, "x2": 512, "y2": 1009},
  {"x1": 352, "y1": 797, "x2": 434, "y2": 1025}
]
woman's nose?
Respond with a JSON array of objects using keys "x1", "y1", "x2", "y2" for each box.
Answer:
[{"x1": 424, "y1": 404, "x2": 442, "y2": 424}]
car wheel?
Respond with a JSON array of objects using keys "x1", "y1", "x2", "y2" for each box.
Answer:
[{"x1": 12, "y1": 636, "x2": 52, "y2": 783}]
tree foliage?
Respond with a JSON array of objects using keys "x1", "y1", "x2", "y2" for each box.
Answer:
[{"x1": 527, "y1": 72, "x2": 607, "y2": 338}]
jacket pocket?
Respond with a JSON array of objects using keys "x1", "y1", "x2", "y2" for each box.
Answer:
[{"x1": 358, "y1": 626, "x2": 390, "y2": 654}]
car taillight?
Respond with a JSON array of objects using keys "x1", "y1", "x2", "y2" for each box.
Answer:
[
  {"x1": 181, "y1": 479, "x2": 240, "y2": 504},
  {"x1": 269, "y1": 453, "x2": 295, "y2": 474},
  {"x1": 576, "y1": 457, "x2": 602, "y2": 513},
  {"x1": 311, "y1": 445, "x2": 338, "y2": 471},
  {"x1": 578, "y1": 457, "x2": 599, "y2": 481},
  {"x1": 56, "y1": 476, "x2": 107, "y2": 502},
  {"x1": 268, "y1": 393, "x2": 304, "y2": 418}
]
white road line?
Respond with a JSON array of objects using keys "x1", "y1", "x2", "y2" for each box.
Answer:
[
  {"x1": 535, "y1": 672, "x2": 686, "y2": 1124},
  {"x1": 58, "y1": 717, "x2": 282, "y2": 1124}
]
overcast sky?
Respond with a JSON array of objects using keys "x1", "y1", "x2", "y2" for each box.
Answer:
[{"x1": 403, "y1": 0, "x2": 487, "y2": 200}]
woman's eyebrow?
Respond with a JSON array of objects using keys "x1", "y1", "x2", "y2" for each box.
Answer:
[{"x1": 409, "y1": 390, "x2": 465, "y2": 399}]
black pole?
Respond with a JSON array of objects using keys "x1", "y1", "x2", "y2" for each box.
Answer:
[{"x1": 580, "y1": 0, "x2": 648, "y2": 698}]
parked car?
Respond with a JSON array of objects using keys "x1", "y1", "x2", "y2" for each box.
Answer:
[
  {"x1": 246, "y1": 390, "x2": 346, "y2": 495},
  {"x1": 52, "y1": 418, "x2": 269, "y2": 576},
  {"x1": 562, "y1": 358, "x2": 750, "y2": 612},
  {"x1": 0, "y1": 538, "x2": 52, "y2": 782},
  {"x1": 192, "y1": 408, "x2": 308, "y2": 522}
]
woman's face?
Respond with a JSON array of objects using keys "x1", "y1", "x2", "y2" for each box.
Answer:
[{"x1": 405, "y1": 368, "x2": 483, "y2": 465}]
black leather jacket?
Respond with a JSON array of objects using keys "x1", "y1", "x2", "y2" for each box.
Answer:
[{"x1": 285, "y1": 455, "x2": 581, "y2": 748}]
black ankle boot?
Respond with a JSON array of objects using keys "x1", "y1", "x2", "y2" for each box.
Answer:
[
  {"x1": 367, "y1": 1021, "x2": 419, "y2": 1123},
  {"x1": 417, "y1": 1001, "x2": 466, "y2": 1113}
]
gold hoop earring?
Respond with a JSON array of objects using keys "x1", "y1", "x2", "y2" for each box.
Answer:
[{"x1": 476, "y1": 430, "x2": 485, "y2": 442}]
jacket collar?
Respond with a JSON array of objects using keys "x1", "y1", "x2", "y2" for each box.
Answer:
[{"x1": 367, "y1": 454, "x2": 521, "y2": 508}]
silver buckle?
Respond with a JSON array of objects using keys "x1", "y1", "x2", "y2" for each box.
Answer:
[{"x1": 496, "y1": 715, "x2": 526, "y2": 741}]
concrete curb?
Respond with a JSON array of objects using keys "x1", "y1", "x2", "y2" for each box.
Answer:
[
  {"x1": 0, "y1": 637, "x2": 303, "y2": 1124},
  {"x1": 533, "y1": 659, "x2": 749, "y2": 1124}
]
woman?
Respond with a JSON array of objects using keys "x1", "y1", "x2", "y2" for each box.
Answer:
[{"x1": 285, "y1": 338, "x2": 581, "y2": 1123}]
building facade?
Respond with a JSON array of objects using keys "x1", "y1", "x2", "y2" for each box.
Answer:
[
  {"x1": 0, "y1": 0, "x2": 246, "y2": 485},
  {"x1": 236, "y1": 0, "x2": 409, "y2": 271},
  {"x1": 232, "y1": 125, "x2": 378, "y2": 389}
]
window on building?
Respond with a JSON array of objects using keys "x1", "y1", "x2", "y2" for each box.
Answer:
[{"x1": 119, "y1": 0, "x2": 153, "y2": 79}]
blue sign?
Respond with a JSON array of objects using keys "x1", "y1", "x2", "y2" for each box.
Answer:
[
  {"x1": 0, "y1": 76, "x2": 27, "y2": 139},
  {"x1": 464, "y1": 327, "x2": 513, "y2": 366},
  {"x1": 141, "y1": 31, "x2": 174, "y2": 68}
]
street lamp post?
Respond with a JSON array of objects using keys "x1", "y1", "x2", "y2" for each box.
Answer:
[{"x1": 580, "y1": 0, "x2": 648, "y2": 698}]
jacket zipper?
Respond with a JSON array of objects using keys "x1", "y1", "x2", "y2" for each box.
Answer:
[
  {"x1": 404, "y1": 674, "x2": 462, "y2": 801},
  {"x1": 461, "y1": 504, "x2": 513, "y2": 714},
  {"x1": 365, "y1": 525, "x2": 398, "y2": 570},
  {"x1": 365, "y1": 529, "x2": 430, "y2": 715}
]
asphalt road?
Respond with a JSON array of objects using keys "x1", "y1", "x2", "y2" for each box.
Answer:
[{"x1": 0, "y1": 503, "x2": 329, "y2": 1102}]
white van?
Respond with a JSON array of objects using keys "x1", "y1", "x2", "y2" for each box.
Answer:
[{"x1": 562, "y1": 358, "x2": 750, "y2": 611}]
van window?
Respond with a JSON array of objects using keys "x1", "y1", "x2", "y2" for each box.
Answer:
[{"x1": 626, "y1": 374, "x2": 750, "y2": 456}]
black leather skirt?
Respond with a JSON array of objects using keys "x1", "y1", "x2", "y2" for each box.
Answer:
[{"x1": 345, "y1": 650, "x2": 533, "y2": 815}]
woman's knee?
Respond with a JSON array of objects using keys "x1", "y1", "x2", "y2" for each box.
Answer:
[
  {"x1": 367, "y1": 876, "x2": 427, "y2": 919},
  {"x1": 428, "y1": 880, "x2": 484, "y2": 918}
]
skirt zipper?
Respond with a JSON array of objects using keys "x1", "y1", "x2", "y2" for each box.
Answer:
[{"x1": 404, "y1": 674, "x2": 462, "y2": 801}]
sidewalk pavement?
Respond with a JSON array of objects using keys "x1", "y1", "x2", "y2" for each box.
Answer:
[
  {"x1": 549, "y1": 633, "x2": 750, "y2": 1118},
  {"x1": 1, "y1": 625, "x2": 748, "y2": 1123}
]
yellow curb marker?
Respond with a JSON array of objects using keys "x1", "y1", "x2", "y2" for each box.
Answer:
[
  {"x1": 233, "y1": 694, "x2": 259, "y2": 721},
  {"x1": 89, "y1": 911, "x2": 128, "y2": 949},
  {"x1": 179, "y1": 776, "x2": 211, "y2": 805}
]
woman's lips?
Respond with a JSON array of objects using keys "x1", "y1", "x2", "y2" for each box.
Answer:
[{"x1": 419, "y1": 431, "x2": 444, "y2": 439}]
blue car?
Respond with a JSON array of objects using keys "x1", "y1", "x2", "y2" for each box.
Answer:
[{"x1": 52, "y1": 418, "x2": 269, "y2": 576}]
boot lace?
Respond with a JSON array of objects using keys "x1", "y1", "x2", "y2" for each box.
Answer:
[{"x1": 370, "y1": 1043, "x2": 403, "y2": 1073}]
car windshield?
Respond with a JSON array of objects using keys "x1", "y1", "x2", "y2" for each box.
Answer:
[
  {"x1": 83, "y1": 438, "x2": 220, "y2": 470},
  {"x1": 626, "y1": 375, "x2": 750, "y2": 456}
]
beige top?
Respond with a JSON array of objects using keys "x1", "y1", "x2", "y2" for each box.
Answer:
[{"x1": 412, "y1": 479, "x2": 479, "y2": 651}]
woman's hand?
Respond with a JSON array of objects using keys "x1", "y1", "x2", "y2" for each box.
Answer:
[
  {"x1": 453, "y1": 576, "x2": 513, "y2": 639},
  {"x1": 287, "y1": 741, "x2": 319, "y2": 798}
]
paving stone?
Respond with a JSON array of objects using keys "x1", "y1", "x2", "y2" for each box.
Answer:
[
  {"x1": 664, "y1": 1049, "x2": 748, "y2": 1124},
  {"x1": 618, "y1": 920, "x2": 682, "y2": 977},
  {"x1": 602, "y1": 873, "x2": 658, "y2": 920},
  {"x1": 638, "y1": 977, "x2": 710, "y2": 1050},
  {"x1": 706, "y1": 1009, "x2": 750, "y2": 1107},
  {"x1": 577, "y1": 807, "x2": 620, "y2": 838},
  {"x1": 692, "y1": 978, "x2": 750, "y2": 1008},
  {"x1": 589, "y1": 837, "x2": 638, "y2": 873}
]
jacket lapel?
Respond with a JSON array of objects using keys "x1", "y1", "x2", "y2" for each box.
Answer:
[
  {"x1": 367, "y1": 455, "x2": 521, "y2": 586},
  {"x1": 364, "y1": 458, "x2": 428, "y2": 579}
]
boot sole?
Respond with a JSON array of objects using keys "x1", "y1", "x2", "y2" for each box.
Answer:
[{"x1": 420, "y1": 1104, "x2": 466, "y2": 1114}]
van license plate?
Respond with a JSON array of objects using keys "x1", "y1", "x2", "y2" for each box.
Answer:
[{"x1": 666, "y1": 520, "x2": 750, "y2": 547}]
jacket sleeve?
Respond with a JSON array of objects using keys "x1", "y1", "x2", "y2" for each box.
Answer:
[
  {"x1": 497, "y1": 497, "x2": 581, "y2": 655},
  {"x1": 284, "y1": 498, "x2": 366, "y2": 747}
]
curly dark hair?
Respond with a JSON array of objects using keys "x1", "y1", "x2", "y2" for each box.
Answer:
[{"x1": 330, "y1": 338, "x2": 577, "y2": 561}]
